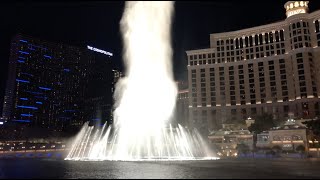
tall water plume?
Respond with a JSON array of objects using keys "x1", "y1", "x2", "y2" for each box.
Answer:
[{"x1": 65, "y1": 1, "x2": 217, "y2": 161}]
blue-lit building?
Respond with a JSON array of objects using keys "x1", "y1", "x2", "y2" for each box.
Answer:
[{"x1": 1, "y1": 34, "x2": 114, "y2": 132}]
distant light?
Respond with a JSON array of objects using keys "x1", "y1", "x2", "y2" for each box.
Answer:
[
  {"x1": 64, "y1": 110, "x2": 76, "y2": 112},
  {"x1": 87, "y1": 45, "x2": 113, "y2": 56},
  {"x1": 21, "y1": 114, "x2": 33, "y2": 117},
  {"x1": 44, "y1": 55, "x2": 52, "y2": 59},
  {"x1": 39, "y1": 87, "x2": 52, "y2": 91},
  {"x1": 0, "y1": 122, "x2": 3, "y2": 125},
  {"x1": 19, "y1": 51, "x2": 29, "y2": 55},
  {"x1": 12, "y1": 120, "x2": 31, "y2": 123},
  {"x1": 16, "y1": 105, "x2": 38, "y2": 110},
  {"x1": 16, "y1": 79, "x2": 30, "y2": 83}
]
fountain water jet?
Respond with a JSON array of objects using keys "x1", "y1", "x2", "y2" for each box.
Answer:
[{"x1": 65, "y1": 1, "x2": 218, "y2": 161}]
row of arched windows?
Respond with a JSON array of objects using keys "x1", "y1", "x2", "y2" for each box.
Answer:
[
  {"x1": 315, "y1": 20, "x2": 320, "y2": 33},
  {"x1": 216, "y1": 30, "x2": 285, "y2": 50},
  {"x1": 289, "y1": 21, "x2": 309, "y2": 31}
]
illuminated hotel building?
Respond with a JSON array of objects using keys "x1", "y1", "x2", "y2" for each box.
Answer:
[
  {"x1": 1, "y1": 34, "x2": 114, "y2": 131},
  {"x1": 186, "y1": 1, "x2": 320, "y2": 134}
]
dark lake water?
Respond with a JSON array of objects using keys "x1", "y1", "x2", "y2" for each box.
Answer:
[{"x1": 0, "y1": 158, "x2": 320, "y2": 179}]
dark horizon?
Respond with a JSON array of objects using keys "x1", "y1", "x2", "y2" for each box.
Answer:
[{"x1": 1, "y1": 1, "x2": 320, "y2": 100}]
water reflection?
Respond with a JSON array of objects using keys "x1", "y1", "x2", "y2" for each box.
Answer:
[{"x1": 1, "y1": 159, "x2": 320, "y2": 179}]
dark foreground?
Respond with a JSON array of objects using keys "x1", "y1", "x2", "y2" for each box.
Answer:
[{"x1": 0, "y1": 158, "x2": 320, "y2": 179}]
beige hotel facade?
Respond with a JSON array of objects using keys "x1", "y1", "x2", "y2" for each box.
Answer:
[{"x1": 186, "y1": 1, "x2": 320, "y2": 133}]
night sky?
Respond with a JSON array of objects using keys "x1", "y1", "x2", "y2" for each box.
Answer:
[{"x1": 1, "y1": 1, "x2": 320, "y2": 100}]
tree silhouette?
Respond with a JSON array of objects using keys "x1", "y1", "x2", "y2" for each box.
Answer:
[
  {"x1": 248, "y1": 113, "x2": 276, "y2": 134},
  {"x1": 302, "y1": 119, "x2": 320, "y2": 137},
  {"x1": 236, "y1": 143, "x2": 250, "y2": 155},
  {"x1": 296, "y1": 145, "x2": 306, "y2": 158},
  {"x1": 296, "y1": 145, "x2": 305, "y2": 153}
]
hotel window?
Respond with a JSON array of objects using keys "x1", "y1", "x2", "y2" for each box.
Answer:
[
  {"x1": 280, "y1": 30, "x2": 284, "y2": 41},
  {"x1": 315, "y1": 20, "x2": 320, "y2": 33},
  {"x1": 249, "y1": 36, "x2": 253, "y2": 47},
  {"x1": 299, "y1": 76, "x2": 305, "y2": 81},
  {"x1": 255, "y1": 35, "x2": 259, "y2": 45},
  {"x1": 265, "y1": 33, "x2": 269, "y2": 44},
  {"x1": 245, "y1": 37, "x2": 248, "y2": 47},
  {"x1": 298, "y1": 70, "x2": 304, "y2": 75},
  {"x1": 260, "y1": 46, "x2": 263, "y2": 51},
  {"x1": 235, "y1": 38, "x2": 239, "y2": 49},
  {"x1": 259, "y1": 34, "x2": 263, "y2": 45},
  {"x1": 269, "y1": 32, "x2": 273, "y2": 43},
  {"x1": 282, "y1": 91, "x2": 288, "y2": 96},
  {"x1": 275, "y1": 31, "x2": 280, "y2": 42},
  {"x1": 292, "y1": 23, "x2": 296, "y2": 29},
  {"x1": 297, "y1": 22, "x2": 301, "y2": 28},
  {"x1": 269, "y1": 68, "x2": 275, "y2": 76}
]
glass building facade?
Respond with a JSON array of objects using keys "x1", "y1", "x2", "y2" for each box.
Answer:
[{"x1": 1, "y1": 34, "x2": 114, "y2": 132}]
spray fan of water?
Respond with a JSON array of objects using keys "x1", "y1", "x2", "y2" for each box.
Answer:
[{"x1": 65, "y1": 1, "x2": 218, "y2": 161}]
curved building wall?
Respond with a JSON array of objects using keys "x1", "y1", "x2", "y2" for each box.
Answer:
[{"x1": 186, "y1": 4, "x2": 320, "y2": 134}]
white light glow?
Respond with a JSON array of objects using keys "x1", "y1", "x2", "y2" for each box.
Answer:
[
  {"x1": 87, "y1": 46, "x2": 113, "y2": 56},
  {"x1": 65, "y1": 1, "x2": 217, "y2": 161},
  {"x1": 287, "y1": 8, "x2": 306, "y2": 18}
]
